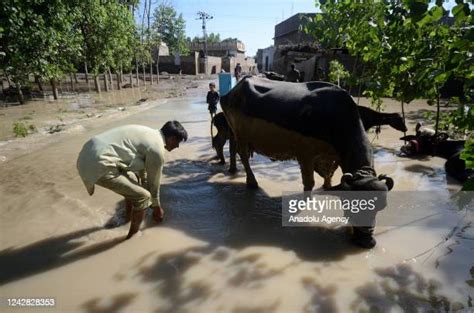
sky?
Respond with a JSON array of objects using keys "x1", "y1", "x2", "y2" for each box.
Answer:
[
  {"x1": 139, "y1": 0, "x2": 459, "y2": 58},
  {"x1": 140, "y1": 0, "x2": 319, "y2": 57}
]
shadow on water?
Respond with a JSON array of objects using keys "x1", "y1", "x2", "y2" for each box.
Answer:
[
  {"x1": 139, "y1": 159, "x2": 471, "y2": 312},
  {"x1": 351, "y1": 263, "x2": 469, "y2": 312},
  {"x1": 130, "y1": 245, "x2": 289, "y2": 313},
  {"x1": 157, "y1": 158, "x2": 359, "y2": 262},
  {"x1": 77, "y1": 156, "x2": 471, "y2": 312},
  {"x1": 404, "y1": 163, "x2": 443, "y2": 177},
  {"x1": 82, "y1": 292, "x2": 138, "y2": 313},
  {"x1": 0, "y1": 227, "x2": 121, "y2": 284}
]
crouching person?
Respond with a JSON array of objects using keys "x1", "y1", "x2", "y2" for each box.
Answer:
[{"x1": 76, "y1": 121, "x2": 188, "y2": 239}]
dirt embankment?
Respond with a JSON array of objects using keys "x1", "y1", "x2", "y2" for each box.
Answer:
[{"x1": 0, "y1": 75, "x2": 212, "y2": 162}]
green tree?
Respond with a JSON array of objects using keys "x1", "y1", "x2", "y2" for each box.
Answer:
[
  {"x1": 77, "y1": 0, "x2": 135, "y2": 92},
  {"x1": 328, "y1": 60, "x2": 349, "y2": 87},
  {"x1": 1, "y1": 0, "x2": 82, "y2": 101},
  {"x1": 189, "y1": 32, "x2": 221, "y2": 44},
  {"x1": 152, "y1": 3, "x2": 188, "y2": 55},
  {"x1": 305, "y1": 0, "x2": 473, "y2": 188}
]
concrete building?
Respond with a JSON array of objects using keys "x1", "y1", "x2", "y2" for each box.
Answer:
[
  {"x1": 256, "y1": 46, "x2": 275, "y2": 72},
  {"x1": 157, "y1": 39, "x2": 256, "y2": 75},
  {"x1": 188, "y1": 39, "x2": 246, "y2": 58},
  {"x1": 274, "y1": 13, "x2": 317, "y2": 47}
]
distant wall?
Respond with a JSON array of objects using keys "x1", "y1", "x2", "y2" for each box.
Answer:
[
  {"x1": 181, "y1": 53, "x2": 199, "y2": 75},
  {"x1": 222, "y1": 56, "x2": 257, "y2": 75},
  {"x1": 295, "y1": 55, "x2": 316, "y2": 82},
  {"x1": 158, "y1": 52, "x2": 255, "y2": 75},
  {"x1": 199, "y1": 56, "x2": 222, "y2": 74},
  {"x1": 158, "y1": 52, "x2": 199, "y2": 74}
]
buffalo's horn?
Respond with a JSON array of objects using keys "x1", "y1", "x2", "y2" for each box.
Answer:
[
  {"x1": 378, "y1": 174, "x2": 394, "y2": 191},
  {"x1": 415, "y1": 122, "x2": 422, "y2": 133},
  {"x1": 341, "y1": 173, "x2": 353, "y2": 185}
]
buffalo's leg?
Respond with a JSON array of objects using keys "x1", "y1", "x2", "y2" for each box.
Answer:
[
  {"x1": 314, "y1": 160, "x2": 338, "y2": 189},
  {"x1": 212, "y1": 134, "x2": 226, "y2": 164},
  {"x1": 229, "y1": 135, "x2": 238, "y2": 174},
  {"x1": 238, "y1": 142, "x2": 258, "y2": 188},
  {"x1": 298, "y1": 157, "x2": 315, "y2": 191}
]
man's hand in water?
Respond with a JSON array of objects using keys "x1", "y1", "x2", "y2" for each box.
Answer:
[{"x1": 151, "y1": 205, "x2": 164, "y2": 223}]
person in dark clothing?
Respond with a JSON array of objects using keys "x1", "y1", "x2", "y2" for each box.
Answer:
[
  {"x1": 286, "y1": 63, "x2": 301, "y2": 82},
  {"x1": 206, "y1": 82, "x2": 220, "y2": 120},
  {"x1": 234, "y1": 63, "x2": 242, "y2": 81}
]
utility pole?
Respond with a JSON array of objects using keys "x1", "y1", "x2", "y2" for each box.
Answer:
[{"x1": 196, "y1": 11, "x2": 213, "y2": 74}]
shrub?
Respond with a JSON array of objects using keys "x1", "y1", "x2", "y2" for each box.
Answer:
[{"x1": 13, "y1": 121, "x2": 36, "y2": 137}]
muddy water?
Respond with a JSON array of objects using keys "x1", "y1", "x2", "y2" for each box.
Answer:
[{"x1": 0, "y1": 92, "x2": 472, "y2": 313}]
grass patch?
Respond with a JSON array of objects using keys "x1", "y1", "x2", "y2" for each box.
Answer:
[{"x1": 13, "y1": 121, "x2": 37, "y2": 137}]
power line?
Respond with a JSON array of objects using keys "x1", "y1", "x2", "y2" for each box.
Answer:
[{"x1": 196, "y1": 11, "x2": 213, "y2": 58}]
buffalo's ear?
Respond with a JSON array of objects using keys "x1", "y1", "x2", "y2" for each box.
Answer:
[
  {"x1": 400, "y1": 135, "x2": 417, "y2": 141},
  {"x1": 378, "y1": 174, "x2": 394, "y2": 191}
]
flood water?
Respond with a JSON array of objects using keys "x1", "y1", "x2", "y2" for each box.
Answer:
[{"x1": 0, "y1": 87, "x2": 472, "y2": 313}]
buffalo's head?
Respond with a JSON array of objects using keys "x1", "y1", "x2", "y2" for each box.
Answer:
[
  {"x1": 390, "y1": 113, "x2": 408, "y2": 132},
  {"x1": 400, "y1": 132, "x2": 449, "y2": 157},
  {"x1": 330, "y1": 166, "x2": 394, "y2": 210}
]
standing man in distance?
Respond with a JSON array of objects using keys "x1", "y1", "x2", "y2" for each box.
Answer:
[
  {"x1": 234, "y1": 63, "x2": 242, "y2": 81},
  {"x1": 286, "y1": 63, "x2": 301, "y2": 82}
]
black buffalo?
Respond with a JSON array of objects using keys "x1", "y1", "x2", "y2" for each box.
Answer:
[
  {"x1": 212, "y1": 107, "x2": 406, "y2": 167},
  {"x1": 220, "y1": 76, "x2": 394, "y2": 248},
  {"x1": 400, "y1": 124, "x2": 472, "y2": 182}
]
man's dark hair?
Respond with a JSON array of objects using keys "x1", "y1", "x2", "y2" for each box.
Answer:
[{"x1": 161, "y1": 120, "x2": 188, "y2": 142}]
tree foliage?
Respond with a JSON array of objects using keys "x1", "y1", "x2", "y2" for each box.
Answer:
[
  {"x1": 152, "y1": 3, "x2": 188, "y2": 55},
  {"x1": 328, "y1": 60, "x2": 349, "y2": 87},
  {"x1": 305, "y1": 0, "x2": 473, "y2": 183},
  {"x1": 1, "y1": 0, "x2": 82, "y2": 88},
  {"x1": 1, "y1": 0, "x2": 137, "y2": 91},
  {"x1": 188, "y1": 33, "x2": 221, "y2": 44}
]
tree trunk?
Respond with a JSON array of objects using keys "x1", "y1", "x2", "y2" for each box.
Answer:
[
  {"x1": 74, "y1": 72, "x2": 78, "y2": 83},
  {"x1": 84, "y1": 62, "x2": 89, "y2": 83},
  {"x1": 69, "y1": 73, "x2": 75, "y2": 91},
  {"x1": 156, "y1": 55, "x2": 160, "y2": 84},
  {"x1": 356, "y1": 64, "x2": 366, "y2": 105},
  {"x1": 135, "y1": 59, "x2": 140, "y2": 87},
  {"x1": 150, "y1": 62, "x2": 154, "y2": 85},
  {"x1": 129, "y1": 71, "x2": 133, "y2": 86},
  {"x1": 6, "y1": 74, "x2": 12, "y2": 88},
  {"x1": 103, "y1": 73, "x2": 109, "y2": 92},
  {"x1": 401, "y1": 100, "x2": 406, "y2": 139},
  {"x1": 142, "y1": 63, "x2": 146, "y2": 85},
  {"x1": 16, "y1": 83, "x2": 24, "y2": 104},
  {"x1": 435, "y1": 86, "x2": 441, "y2": 135},
  {"x1": 116, "y1": 72, "x2": 121, "y2": 90},
  {"x1": 94, "y1": 75, "x2": 101, "y2": 93},
  {"x1": 349, "y1": 55, "x2": 359, "y2": 95},
  {"x1": 50, "y1": 79, "x2": 58, "y2": 100},
  {"x1": 107, "y1": 69, "x2": 114, "y2": 91},
  {"x1": 35, "y1": 75, "x2": 43, "y2": 93}
]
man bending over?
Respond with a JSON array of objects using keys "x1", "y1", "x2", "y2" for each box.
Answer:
[{"x1": 77, "y1": 121, "x2": 188, "y2": 239}]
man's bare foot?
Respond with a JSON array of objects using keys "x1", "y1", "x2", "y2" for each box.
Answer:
[{"x1": 126, "y1": 209, "x2": 145, "y2": 239}]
